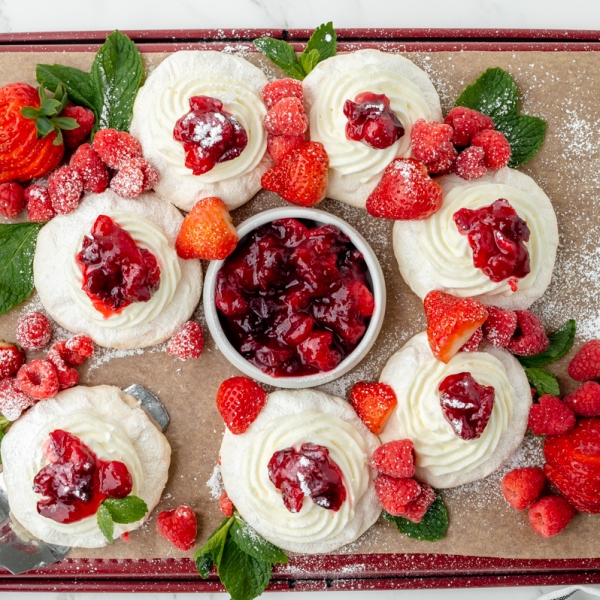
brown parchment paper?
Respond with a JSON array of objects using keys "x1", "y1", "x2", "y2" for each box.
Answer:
[{"x1": 1, "y1": 48, "x2": 600, "y2": 562}]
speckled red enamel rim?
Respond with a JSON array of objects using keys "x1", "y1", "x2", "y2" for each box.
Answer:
[{"x1": 1, "y1": 28, "x2": 599, "y2": 592}]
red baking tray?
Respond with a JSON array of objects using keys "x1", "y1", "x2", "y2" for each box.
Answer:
[{"x1": 2, "y1": 28, "x2": 600, "y2": 593}]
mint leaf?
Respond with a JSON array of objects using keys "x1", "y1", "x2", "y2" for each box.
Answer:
[
  {"x1": 0, "y1": 222, "x2": 43, "y2": 315},
  {"x1": 194, "y1": 515, "x2": 233, "y2": 574},
  {"x1": 195, "y1": 551, "x2": 214, "y2": 578},
  {"x1": 230, "y1": 517, "x2": 288, "y2": 564},
  {"x1": 90, "y1": 30, "x2": 144, "y2": 132},
  {"x1": 525, "y1": 367, "x2": 560, "y2": 397},
  {"x1": 518, "y1": 320, "x2": 576, "y2": 369},
  {"x1": 102, "y1": 495, "x2": 148, "y2": 524},
  {"x1": 384, "y1": 492, "x2": 448, "y2": 542},
  {"x1": 299, "y1": 49, "x2": 320, "y2": 76},
  {"x1": 495, "y1": 113, "x2": 547, "y2": 168},
  {"x1": 253, "y1": 37, "x2": 305, "y2": 80},
  {"x1": 97, "y1": 504, "x2": 115, "y2": 543},
  {"x1": 36, "y1": 64, "x2": 97, "y2": 112},
  {"x1": 303, "y1": 21, "x2": 337, "y2": 63}
]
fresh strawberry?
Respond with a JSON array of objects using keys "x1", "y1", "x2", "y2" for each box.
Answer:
[
  {"x1": 444, "y1": 106, "x2": 494, "y2": 147},
  {"x1": 0, "y1": 182, "x2": 25, "y2": 218},
  {"x1": 371, "y1": 440, "x2": 415, "y2": 478},
  {"x1": 349, "y1": 381, "x2": 398, "y2": 434},
  {"x1": 17, "y1": 359, "x2": 59, "y2": 400},
  {"x1": 167, "y1": 321, "x2": 204, "y2": 360},
  {"x1": 60, "y1": 103, "x2": 95, "y2": 148},
  {"x1": 482, "y1": 306, "x2": 518, "y2": 347},
  {"x1": 528, "y1": 496, "x2": 575, "y2": 538},
  {"x1": 175, "y1": 197, "x2": 238, "y2": 260},
  {"x1": 46, "y1": 341, "x2": 79, "y2": 390},
  {"x1": 64, "y1": 335, "x2": 94, "y2": 366},
  {"x1": 156, "y1": 505, "x2": 197, "y2": 551},
  {"x1": 501, "y1": 467, "x2": 546, "y2": 510},
  {"x1": 528, "y1": 395, "x2": 576, "y2": 436},
  {"x1": 297, "y1": 331, "x2": 342, "y2": 371},
  {"x1": 16, "y1": 311, "x2": 52, "y2": 350},
  {"x1": 219, "y1": 491, "x2": 234, "y2": 517},
  {"x1": 216, "y1": 376, "x2": 267, "y2": 434},
  {"x1": 366, "y1": 158, "x2": 443, "y2": 220},
  {"x1": 69, "y1": 143, "x2": 109, "y2": 194},
  {"x1": 262, "y1": 78, "x2": 304, "y2": 109},
  {"x1": 48, "y1": 165, "x2": 83, "y2": 215},
  {"x1": 374, "y1": 473, "x2": 422, "y2": 515},
  {"x1": 24, "y1": 185, "x2": 55, "y2": 222},
  {"x1": 111, "y1": 157, "x2": 160, "y2": 198},
  {"x1": 267, "y1": 134, "x2": 305, "y2": 164},
  {"x1": 568, "y1": 340, "x2": 600, "y2": 381},
  {"x1": 399, "y1": 483, "x2": 436, "y2": 523},
  {"x1": 93, "y1": 128, "x2": 143, "y2": 169},
  {"x1": 261, "y1": 141, "x2": 329, "y2": 207},
  {"x1": 454, "y1": 145, "x2": 487, "y2": 180},
  {"x1": 0, "y1": 341, "x2": 25, "y2": 378},
  {"x1": 410, "y1": 118, "x2": 457, "y2": 175},
  {"x1": 470, "y1": 129, "x2": 511, "y2": 170},
  {"x1": 424, "y1": 290, "x2": 488, "y2": 363},
  {"x1": 460, "y1": 327, "x2": 483, "y2": 352},
  {"x1": 507, "y1": 310, "x2": 550, "y2": 356},
  {"x1": 264, "y1": 97, "x2": 308, "y2": 136},
  {"x1": 0, "y1": 376, "x2": 35, "y2": 421},
  {"x1": 564, "y1": 381, "x2": 600, "y2": 417}
]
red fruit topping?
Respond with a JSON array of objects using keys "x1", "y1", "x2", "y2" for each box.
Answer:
[
  {"x1": 0, "y1": 341, "x2": 25, "y2": 378},
  {"x1": 111, "y1": 157, "x2": 160, "y2": 199},
  {"x1": 60, "y1": 103, "x2": 95, "y2": 148},
  {"x1": 268, "y1": 443, "x2": 347, "y2": 513},
  {"x1": 264, "y1": 97, "x2": 308, "y2": 136},
  {"x1": 48, "y1": 165, "x2": 83, "y2": 215},
  {"x1": 350, "y1": 382, "x2": 397, "y2": 434},
  {"x1": 262, "y1": 78, "x2": 304, "y2": 109},
  {"x1": 410, "y1": 119, "x2": 457, "y2": 175},
  {"x1": 0, "y1": 182, "x2": 25, "y2": 218},
  {"x1": 454, "y1": 145, "x2": 487, "y2": 180},
  {"x1": 167, "y1": 321, "x2": 204, "y2": 360},
  {"x1": 528, "y1": 395, "x2": 576, "y2": 436},
  {"x1": 453, "y1": 198, "x2": 530, "y2": 284},
  {"x1": 297, "y1": 331, "x2": 342, "y2": 372},
  {"x1": 69, "y1": 143, "x2": 109, "y2": 194},
  {"x1": 176, "y1": 196, "x2": 237, "y2": 261},
  {"x1": 157, "y1": 505, "x2": 197, "y2": 551},
  {"x1": 371, "y1": 440, "x2": 415, "y2": 478},
  {"x1": 444, "y1": 106, "x2": 495, "y2": 147},
  {"x1": 501, "y1": 467, "x2": 546, "y2": 510},
  {"x1": 267, "y1": 133, "x2": 305, "y2": 165},
  {"x1": 33, "y1": 430, "x2": 133, "y2": 524},
  {"x1": 46, "y1": 341, "x2": 79, "y2": 390},
  {"x1": 399, "y1": 483, "x2": 437, "y2": 523},
  {"x1": 16, "y1": 311, "x2": 52, "y2": 350},
  {"x1": 261, "y1": 141, "x2": 329, "y2": 207},
  {"x1": 507, "y1": 310, "x2": 550, "y2": 356},
  {"x1": 219, "y1": 491, "x2": 234, "y2": 517},
  {"x1": 471, "y1": 129, "x2": 511, "y2": 170},
  {"x1": 93, "y1": 128, "x2": 143, "y2": 170},
  {"x1": 344, "y1": 92, "x2": 405, "y2": 150},
  {"x1": 374, "y1": 473, "x2": 422, "y2": 516},
  {"x1": 460, "y1": 327, "x2": 483, "y2": 352},
  {"x1": 25, "y1": 185, "x2": 55, "y2": 222},
  {"x1": 528, "y1": 496, "x2": 575, "y2": 538},
  {"x1": 216, "y1": 376, "x2": 267, "y2": 434},
  {"x1": 64, "y1": 334, "x2": 94, "y2": 366},
  {"x1": 0, "y1": 377, "x2": 35, "y2": 421},
  {"x1": 366, "y1": 158, "x2": 443, "y2": 220},
  {"x1": 17, "y1": 359, "x2": 59, "y2": 399},
  {"x1": 568, "y1": 340, "x2": 600, "y2": 381},
  {"x1": 77, "y1": 215, "x2": 161, "y2": 316},
  {"x1": 424, "y1": 290, "x2": 489, "y2": 364},
  {"x1": 482, "y1": 306, "x2": 518, "y2": 347},
  {"x1": 564, "y1": 381, "x2": 600, "y2": 417},
  {"x1": 438, "y1": 372, "x2": 495, "y2": 440}
]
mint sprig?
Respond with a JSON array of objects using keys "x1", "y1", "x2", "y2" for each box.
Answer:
[
  {"x1": 97, "y1": 495, "x2": 148, "y2": 544},
  {"x1": 518, "y1": 319, "x2": 576, "y2": 369},
  {"x1": 384, "y1": 491, "x2": 449, "y2": 542},
  {"x1": 254, "y1": 22, "x2": 337, "y2": 81},
  {"x1": 194, "y1": 513, "x2": 288, "y2": 600},
  {"x1": 454, "y1": 67, "x2": 546, "y2": 167},
  {"x1": 525, "y1": 367, "x2": 560, "y2": 397}
]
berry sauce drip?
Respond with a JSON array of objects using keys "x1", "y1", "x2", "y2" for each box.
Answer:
[
  {"x1": 438, "y1": 372, "x2": 495, "y2": 440},
  {"x1": 344, "y1": 92, "x2": 405, "y2": 150},
  {"x1": 268, "y1": 443, "x2": 347, "y2": 513},
  {"x1": 453, "y1": 198, "x2": 531, "y2": 285},
  {"x1": 173, "y1": 95, "x2": 248, "y2": 175},
  {"x1": 33, "y1": 430, "x2": 132, "y2": 524},
  {"x1": 77, "y1": 215, "x2": 161, "y2": 318},
  {"x1": 215, "y1": 219, "x2": 375, "y2": 378}
]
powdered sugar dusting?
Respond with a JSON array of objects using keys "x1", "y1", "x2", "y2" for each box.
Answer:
[{"x1": 206, "y1": 464, "x2": 223, "y2": 500}]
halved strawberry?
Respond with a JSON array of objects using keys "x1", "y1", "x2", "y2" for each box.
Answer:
[
  {"x1": 175, "y1": 197, "x2": 238, "y2": 260},
  {"x1": 424, "y1": 290, "x2": 489, "y2": 363},
  {"x1": 216, "y1": 376, "x2": 267, "y2": 434},
  {"x1": 349, "y1": 381, "x2": 398, "y2": 434}
]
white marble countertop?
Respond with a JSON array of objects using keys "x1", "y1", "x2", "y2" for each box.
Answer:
[{"x1": 0, "y1": 1, "x2": 599, "y2": 599}]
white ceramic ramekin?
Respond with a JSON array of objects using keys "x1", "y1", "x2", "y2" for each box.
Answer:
[{"x1": 203, "y1": 207, "x2": 386, "y2": 388}]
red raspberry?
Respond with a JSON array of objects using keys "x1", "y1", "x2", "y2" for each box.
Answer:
[
  {"x1": 70, "y1": 143, "x2": 109, "y2": 194},
  {"x1": 216, "y1": 377, "x2": 267, "y2": 434},
  {"x1": 48, "y1": 165, "x2": 83, "y2": 215},
  {"x1": 262, "y1": 78, "x2": 304, "y2": 109},
  {"x1": 46, "y1": 341, "x2": 79, "y2": 390},
  {"x1": 267, "y1": 134, "x2": 305, "y2": 165},
  {"x1": 60, "y1": 103, "x2": 95, "y2": 148},
  {"x1": 17, "y1": 359, "x2": 59, "y2": 399},
  {"x1": 25, "y1": 185, "x2": 55, "y2": 222},
  {"x1": 400, "y1": 484, "x2": 436, "y2": 523},
  {"x1": 507, "y1": 310, "x2": 550, "y2": 356},
  {"x1": 166, "y1": 321, "x2": 204, "y2": 360},
  {"x1": 460, "y1": 327, "x2": 483, "y2": 352},
  {"x1": 371, "y1": 440, "x2": 415, "y2": 478},
  {"x1": 156, "y1": 505, "x2": 197, "y2": 551},
  {"x1": 0, "y1": 182, "x2": 25, "y2": 218},
  {"x1": 93, "y1": 128, "x2": 143, "y2": 170},
  {"x1": 374, "y1": 473, "x2": 422, "y2": 516},
  {"x1": 444, "y1": 106, "x2": 495, "y2": 147},
  {"x1": 16, "y1": 312, "x2": 52, "y2": 350},
  {"x1": 471, "y1": 129, "x2": 511, "y2": 170},
  {"x1": 529, "y1": 495, "x2": 575, "y2": 538},
  {"x1": 219, "y1": 491, "x2": 234, "y2": 517},
  {"x1": 482, "y1": 306, "x2": 518, "y2": 347},
  {"x1": 564, "y1": 381, "x2": 600, "y2": 417},
  {"x1": 110, "y1": 157, "x2": 159, "y2": 198},
  {"x1": 454, "y1": 146, "x2": 487, "y2": 180},
  {"x1": 409, "y1": 118, "x2": 457, "y2": 175},
  {"x1": 0, "y1": 341, "x2": 25, "y2": 378},
  {"x1": 528, "y1": 395, "x2": 576, "y2": 436},
  {"x1": 501, "y1": 467, "x2": 546, "y2": 510},
  {"x1": 264, "y1": 97, "x2": 308, "y2": 136},
  {"x1": 0, "y1": 376, "x2": 35, "y2": 420},
  {"x1": 568, "y1": 340, "x2": 600, "y2": 381},
  {"x1": 64, "y1": 335, "x2": 94, "y2": 366}
]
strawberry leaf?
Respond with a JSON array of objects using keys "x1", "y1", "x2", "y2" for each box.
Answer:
[
  {"x1": 20, "y1": 106, "x2": 39, "y2": 120},
  {"x1": 50, "y1": 116, "x2": 79, "y2": 130},
  {"x1": 383, "y1": 492, "x2": 449, "y2": 542}
]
